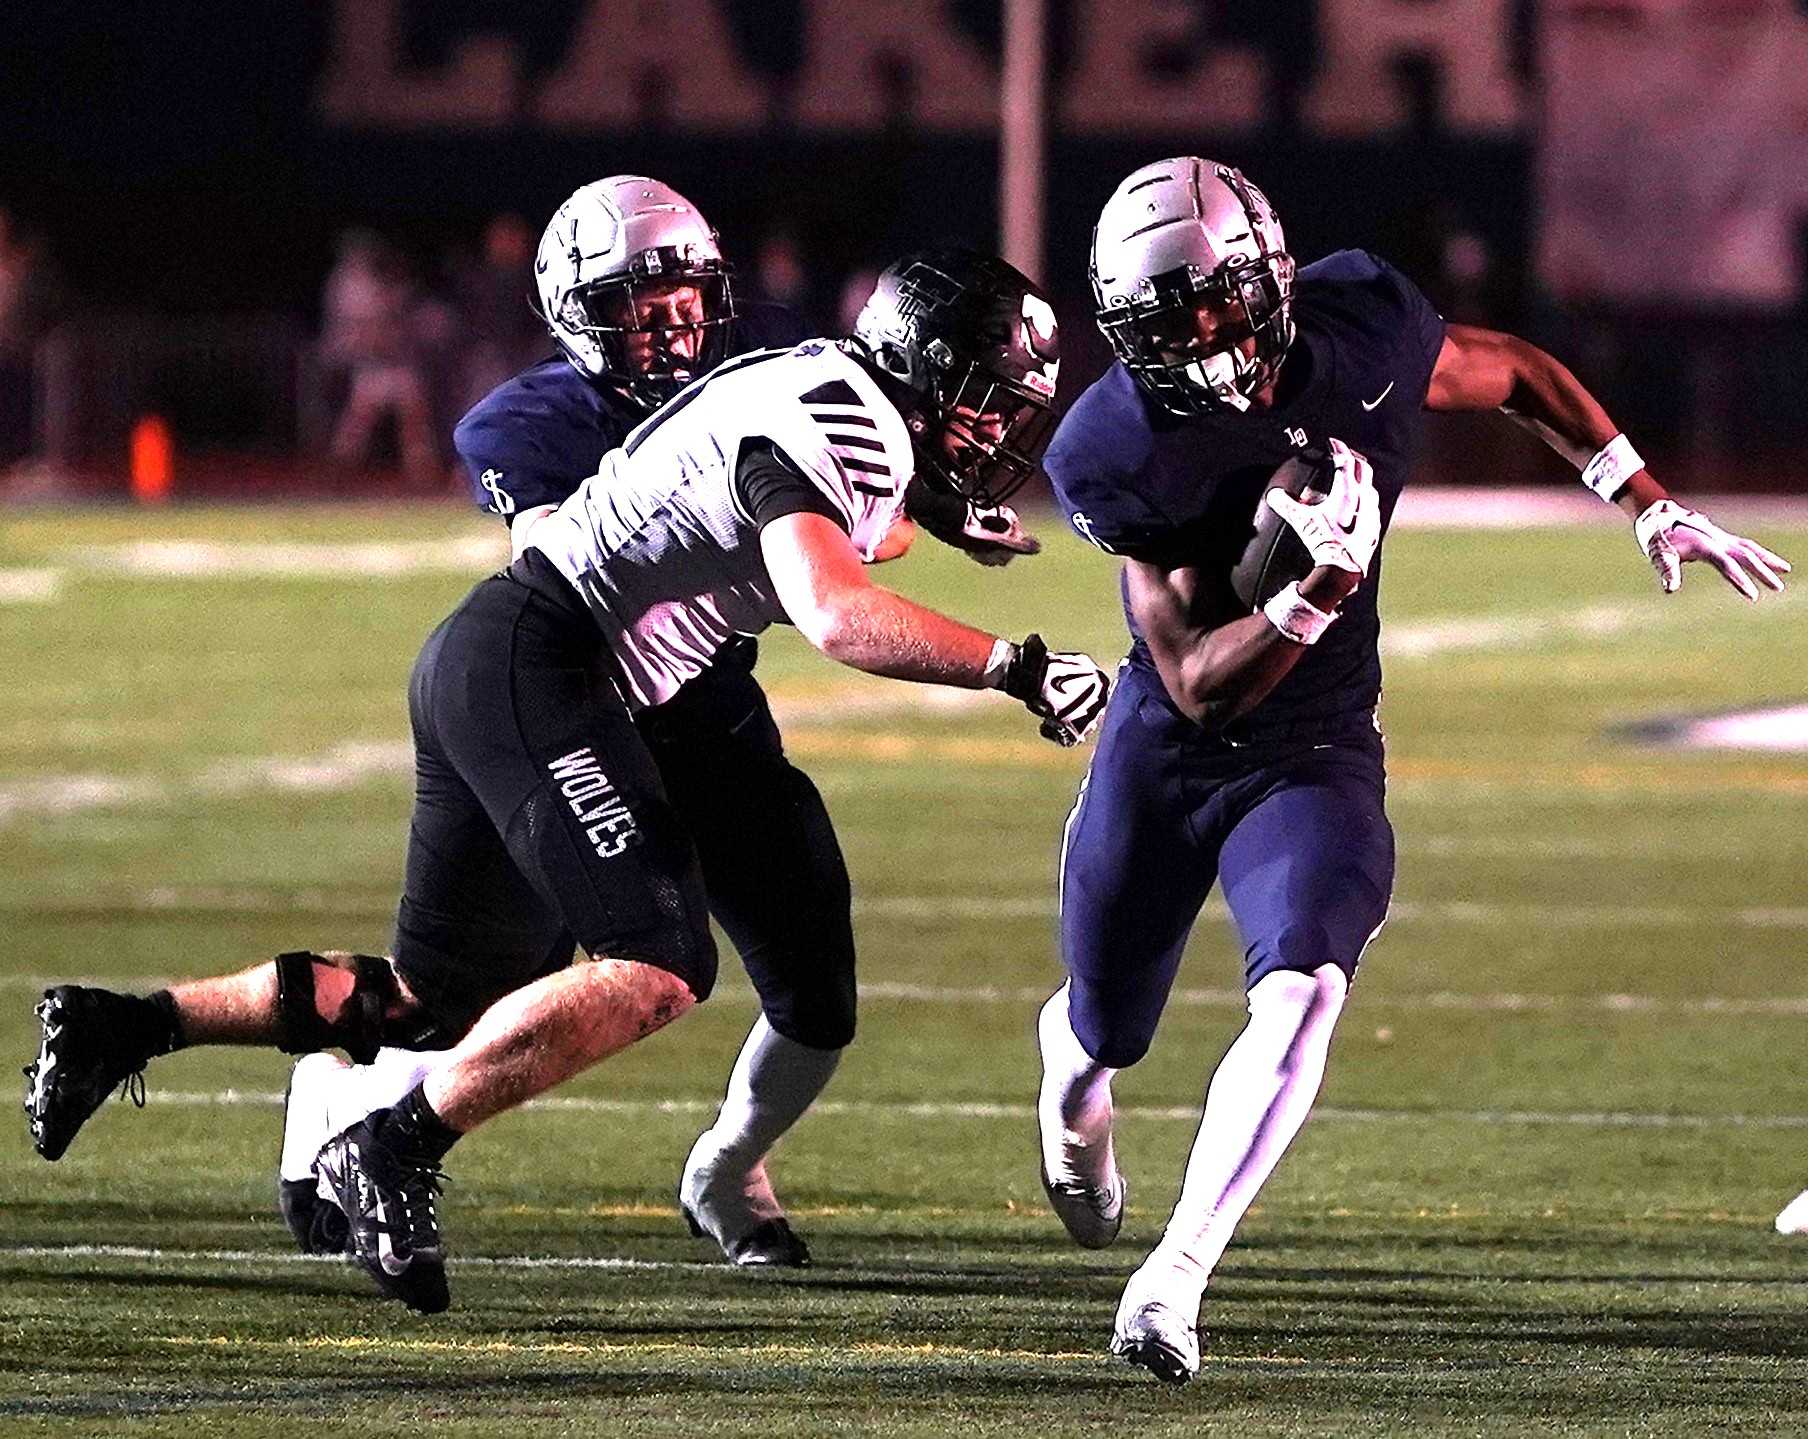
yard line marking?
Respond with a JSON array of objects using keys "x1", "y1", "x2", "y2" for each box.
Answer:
[
  {"x1": 0, "y1": 745, "x2": 414, "y2": 823},
  {"x1": 8, "y1": 969, "x2": 1808, "y2": 1017},
  {"x1": 7, "y1": 733, "x2": 1808, "y2": 825},
  {"x1": 0, "y1": 567, "x2": 61, "y2": 604},
  {"x1": 848, "y1": 895, "x2": 1808, "y2": 932},
  {"x1": 0, "y1": 775, "x2": 166, "y2": 820},
  {"x1": 71, "y1": 537, "x2": 507, "y2": 578},
  {"x1": 1382, "y1": 605, "x2": 1639, "y2": 659},
  {"x1": 1, "y1": 1243, "x2": 706, "y2": 1274},
  {"x1": 1402, "y1": 834, "x2": 1786, "y2": 860},
  {"x1": 139, "y1": 1332, "x2": 1110, "y2": 1366},
  {"x1": 1388, "y1": 487, "x2": 1808, "y2": 529},
  {"x1": 117, "y1": 1088, "x2": 1808, "y2": 1130}
]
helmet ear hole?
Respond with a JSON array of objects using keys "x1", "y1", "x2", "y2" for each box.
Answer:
[{"x1": 879, "y1": 343, "x2": 913, "y2": 381}]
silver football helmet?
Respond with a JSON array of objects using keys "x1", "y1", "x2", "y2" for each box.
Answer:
[
  {"x1": 1090, "y1": 158, "x2": 1295, "y2": 415},
  {"x1": 535, "y1": 176, "x2": 735, "y2": 403}
]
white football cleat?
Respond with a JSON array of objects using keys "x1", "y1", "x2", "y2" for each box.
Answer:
[
  {"x1": 1035, "y1": 988, "x2": 1127, "y2": 1248},
  {"x1": 678, "y1": 1133, "x2": 811, "y2": 1267},
  {"x1": 1040, "y1": 1163, "x2": 1127, "y2": 1250},
  {"x1": 1776, "y1": 1189, "x2": 1808, "y2": 1235},
  {"x1": 1110, "y1": 1281, "x2": 1201, "y2": 1385}
]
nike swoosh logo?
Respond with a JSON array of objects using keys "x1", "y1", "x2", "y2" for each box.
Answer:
[
  {"x1": 1361, "y1": 381, "x2": 1395, "y2": 411},
  {"x1": 373, "y1": 1191, "x2": 409, "y2": 1275}
]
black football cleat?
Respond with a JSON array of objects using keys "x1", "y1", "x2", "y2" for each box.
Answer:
[
  {"x1": 279, "y1": 1177, "x2": 352, "y2": 1256},
  {"x1": 681, "y1": 1201, "x2": 812, "y2": 1268},
  {"x1": 316, "y1": 1112, "x2": 450, "y2": 1313},
  {"x1": 23, "y1": 986, "x2": 156, "y2": 1161}
]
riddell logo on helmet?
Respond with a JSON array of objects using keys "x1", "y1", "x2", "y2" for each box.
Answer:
[{"x1": 547, "y1": 748, "x2": 640, "y2": 858}]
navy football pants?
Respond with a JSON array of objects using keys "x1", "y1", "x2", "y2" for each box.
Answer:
[{"x1": 1059, "y1": 664, "x2": 1394, "y2": 1068}]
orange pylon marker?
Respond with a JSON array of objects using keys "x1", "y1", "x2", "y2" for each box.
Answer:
[{"x1": 130, "y1": 415, "x2": 174, "y2": 503}]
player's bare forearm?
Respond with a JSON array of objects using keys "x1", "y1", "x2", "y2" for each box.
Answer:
[
  {"x1": 808, "y1": 582, "x2": 1000, "y2": 686},
  {"x1": 762, "y1": 511, "x2": 999, "y2": 687},
  {"x1": 1127, "y1": 559, "x2": 1358, "y2": 729},
  {"x1": 1424, "y1": 324, "x2": 1669, "y2": 518}
]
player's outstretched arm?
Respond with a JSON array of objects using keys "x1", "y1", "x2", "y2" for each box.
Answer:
[
  {"x1": 1425, "y1": 324, "x2": 1790, "y2": 599},
  {"x1": 761, "y1": 512, "x2": 1108, "y2": 744}
]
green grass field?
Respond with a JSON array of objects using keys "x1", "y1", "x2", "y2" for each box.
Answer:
[{"x1": 2, "y1": 502, "x2": 1805, "y2": 1436}]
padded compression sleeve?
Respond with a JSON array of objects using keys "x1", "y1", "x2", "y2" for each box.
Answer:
[{"x1": 735, "y1": 442, "x2": 850, "y2": 532}]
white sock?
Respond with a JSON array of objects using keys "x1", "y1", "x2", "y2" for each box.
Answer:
[
  {"x1": 691, "y1": 1015, "x2": 841, "y2": 1211},
  {"x1": 279, "y1": 1047, "x2": 443, "y2": 1183},
  {"x1": 352, "y1": 1046, "x2": 444, "y2": 1115},
  {"x1": 278, "y1": 1053, "x2": 349, "y2": 1181},
  {"x1": 1037, "y1": 984, "x2": 1119, "y2": 1187},
  {"x1": 1137, "y1": 964, "x2": 1348, "y2": 1309}
]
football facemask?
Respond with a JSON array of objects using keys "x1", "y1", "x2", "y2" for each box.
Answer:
[
  {"x1": 559, "y1": 258, "x2": 735, "y2": 406},
  {"x1": 1099, "y1": 255, "x2": 1294, "y2": 416},
  {"x1": 917, "y1": 371, "x2": 1058, "y2": 508}
]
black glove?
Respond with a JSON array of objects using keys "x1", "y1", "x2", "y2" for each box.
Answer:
[{"x1": 905, "y1": 478, "x2": 1041, "y2": 566}]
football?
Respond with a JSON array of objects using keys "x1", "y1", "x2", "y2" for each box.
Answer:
[{"x1": 1227, "y1": 454, "x2": 1328, "y2": 611}]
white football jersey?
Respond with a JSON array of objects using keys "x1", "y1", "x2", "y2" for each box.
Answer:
[{"x1": 528, "y1": 340, "x2": 916, "y2": 708}]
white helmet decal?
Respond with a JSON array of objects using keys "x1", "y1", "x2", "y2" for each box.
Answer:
[{"x1": 1019, "y1": 293, "x2": 1059, "y2": 397}]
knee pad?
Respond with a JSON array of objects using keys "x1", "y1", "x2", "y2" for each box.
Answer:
[
  {"x1": 1067, "y1": 981, "x2": 1155, "y2": 1069},
  {"x1": 1245, "y1": 918, "x2": 1370, "y2": 991},
  {"x1": 274, "y1": 951, "x2": 402, "y2": 1064},
  {"x1": 754, "y1": 955, "x2": 856, "y2": 1051}
]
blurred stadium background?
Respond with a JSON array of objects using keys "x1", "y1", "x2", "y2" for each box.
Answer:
[
  {"x1": 4, "y1": 0, "x2": 1808, "y2": 497},
  {"x1": 3, "y1": 3, "x2": 1806, "y2": 1434}
]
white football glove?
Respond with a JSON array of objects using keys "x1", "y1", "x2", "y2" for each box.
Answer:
[
  {"x1": 1265, "y1": 438, "x2": 1381, "y2": 577},
  {"x1": 1003, "y1": 635, "x2": 1110, "y2": 747},
  {"x1": 1633, "y1": 499, "x2": 1791, "y2": 600}
]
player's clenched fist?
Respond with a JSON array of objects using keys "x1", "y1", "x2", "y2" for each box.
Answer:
[
  {"x1": 1004, "y1": 634, "x2": 1111, "y2": 747},
  {"x1": 1266, "y1": 438, "x2": 1380, "y2": 577}
]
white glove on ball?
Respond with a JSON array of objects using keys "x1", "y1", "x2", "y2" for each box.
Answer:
[{"x1": 1266, "y1": 438, "x2": 1381, "y2": 577}]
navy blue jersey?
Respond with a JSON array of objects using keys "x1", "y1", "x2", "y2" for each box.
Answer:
[
  {"x1": 1045, "y1": 249, "x2": 1445, "y2": 730},
  {"x1": 455, "y1": 299, "x2": 808, "y2": 519}
]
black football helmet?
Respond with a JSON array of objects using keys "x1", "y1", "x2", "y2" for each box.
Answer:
[{"x1": 850, "y1": 249, "x2": 1060, "y2": 506}]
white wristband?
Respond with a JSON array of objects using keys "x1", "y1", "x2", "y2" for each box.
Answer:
[
  {"x1": 1262, "y1": 581, "x2": 1339, "y2": 646},
  {"x1": 1580, "y1": 433, "x2": 1643, "y2": 503},
  {"x1": 981, "y1": 637, "x2": 1015, "y2": 688}
]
